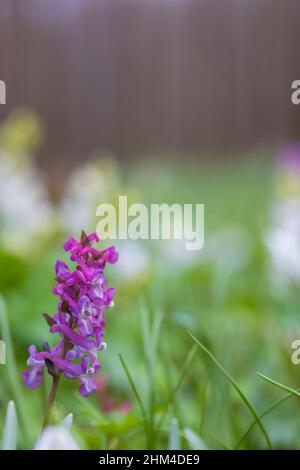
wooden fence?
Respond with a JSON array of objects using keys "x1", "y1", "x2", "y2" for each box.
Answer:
[{"x1": 0, "y1": 0, "x2": 300, "y2": 166}]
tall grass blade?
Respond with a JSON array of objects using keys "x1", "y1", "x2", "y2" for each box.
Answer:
[
  {"x1": 119, "y1": 353, "x2": 149, "y2": 446},
  {"x1": 156, "y1": 344, "x2": 198, "y2": 433},
  {"x1": 0, "y1": 294, "x2": 29, "y2": 444},
  {"x1": 258, "y1": 372, "x2": 300, "y2": 397},
  {"x1": 119, "y1": 353, "x2": 148, "y2": 423},
  {"x1": 235, "y1": 387, "x2": 300, "y2": 449},
  {"x1": 188, "y1": 331, "x2": 272, "y2": 449}
]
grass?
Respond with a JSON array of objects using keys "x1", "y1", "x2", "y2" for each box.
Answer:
[
  {"x1": 1, "y1": 157, "x2": 300, "y2": 449},
  {"x1": 188, "y1": 331, "x2": 272, "y2": 449}
]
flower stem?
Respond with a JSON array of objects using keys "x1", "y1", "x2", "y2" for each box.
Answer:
[{"x1": 42, "y1": 374, "x2": 61, "y2": 429}]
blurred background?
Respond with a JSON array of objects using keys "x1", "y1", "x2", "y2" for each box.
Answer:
[
  {"x1": 1, "y1": 1, "x2": 300, "y2": 178},
  {"x1": 1, "y1": 0, "x2": 300, "y2": 451}
]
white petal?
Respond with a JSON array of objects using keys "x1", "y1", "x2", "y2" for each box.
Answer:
[{"x1": 34, "y1": 426, "x2": 80, "y2": 450}]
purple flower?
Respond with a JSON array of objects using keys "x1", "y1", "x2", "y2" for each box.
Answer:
[
  {"x1": 23, "y1": 345, "x2": 47, "y2": 389},
  {"x1": 279, "y1": 145, "x2": 300, "y2": 177},
  {"x1": 23, "y1": 231, "x2": 118, "y2": 397}
]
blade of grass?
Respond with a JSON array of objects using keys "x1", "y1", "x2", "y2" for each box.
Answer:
[
  {"x1": 156, "y1": 344, "x2": 198, "y2": 433},
  {"x1": 140, "y1": 303, "x2": 163, "y2": 447},
  {"x1": 140, "y1": 301, "x2": 151, "y2": 360},
  {"x1": 202, "y1": 430, "x2": 233, "y2": 450},
  {"x1": 258, "y1": 372, "x2": 300, "y2": 397},
  {"x1": 169, "y1": 344, "x2": 198, "y2": 399},
  {"x1": 161, "y1": 426, "x2": 232, "y2": 450},
  {"x1": 148, "y1": 309, "x2": 163, "y2": 446},
  {"x1": 235, "y1": 387, "x2": 300, "y2": 449},
  {"x1": 188, "y1": 331, "x2": 272, "y2": 450},
  {"x1": 119, "y1": 353, "x2": 149, "y2": 446},
  {"x1": 200, "y1": 380, "x2": 210, "y2": 434},
  {"x1": 0, "y1": 294, "x2": 29, "y2": 446}
]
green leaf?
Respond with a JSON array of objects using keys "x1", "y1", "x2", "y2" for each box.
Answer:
[{"x1": 0, "y1": 294, "x2": 29, "y2": 445}]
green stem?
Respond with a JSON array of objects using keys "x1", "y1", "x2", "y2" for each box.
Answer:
[{"x1": 42, "y1": 375, "x2": 61, "y2": 429}]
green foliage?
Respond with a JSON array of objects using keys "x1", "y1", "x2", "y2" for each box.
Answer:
[
  {"x1": 1, "y1": 158, "x2": 300, "y2": 449},
  {"x1": 0, "y1": 250, "x2": 27, "y2": 291}
]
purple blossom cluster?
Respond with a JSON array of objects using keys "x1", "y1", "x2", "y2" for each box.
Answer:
[{"x1": 23, "y1": 231, "x2": 118, "y2": 396}]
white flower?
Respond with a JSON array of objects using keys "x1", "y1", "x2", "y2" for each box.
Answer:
[
  {"x1": 34, "y1": 426, "x2": 80, "y2": 450},
  {"x1": 0, "y1": 152, "x2": 54, "y2": 253},
  {"x1": 267, "y1": 198, "x2": 300, "y2": 283},
  {"x1": 115, "y1": 240, "x2": 150, "y2": 279},
  {"x1": 61, "y1": 158, "x2": 121, "y2": 233}
]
